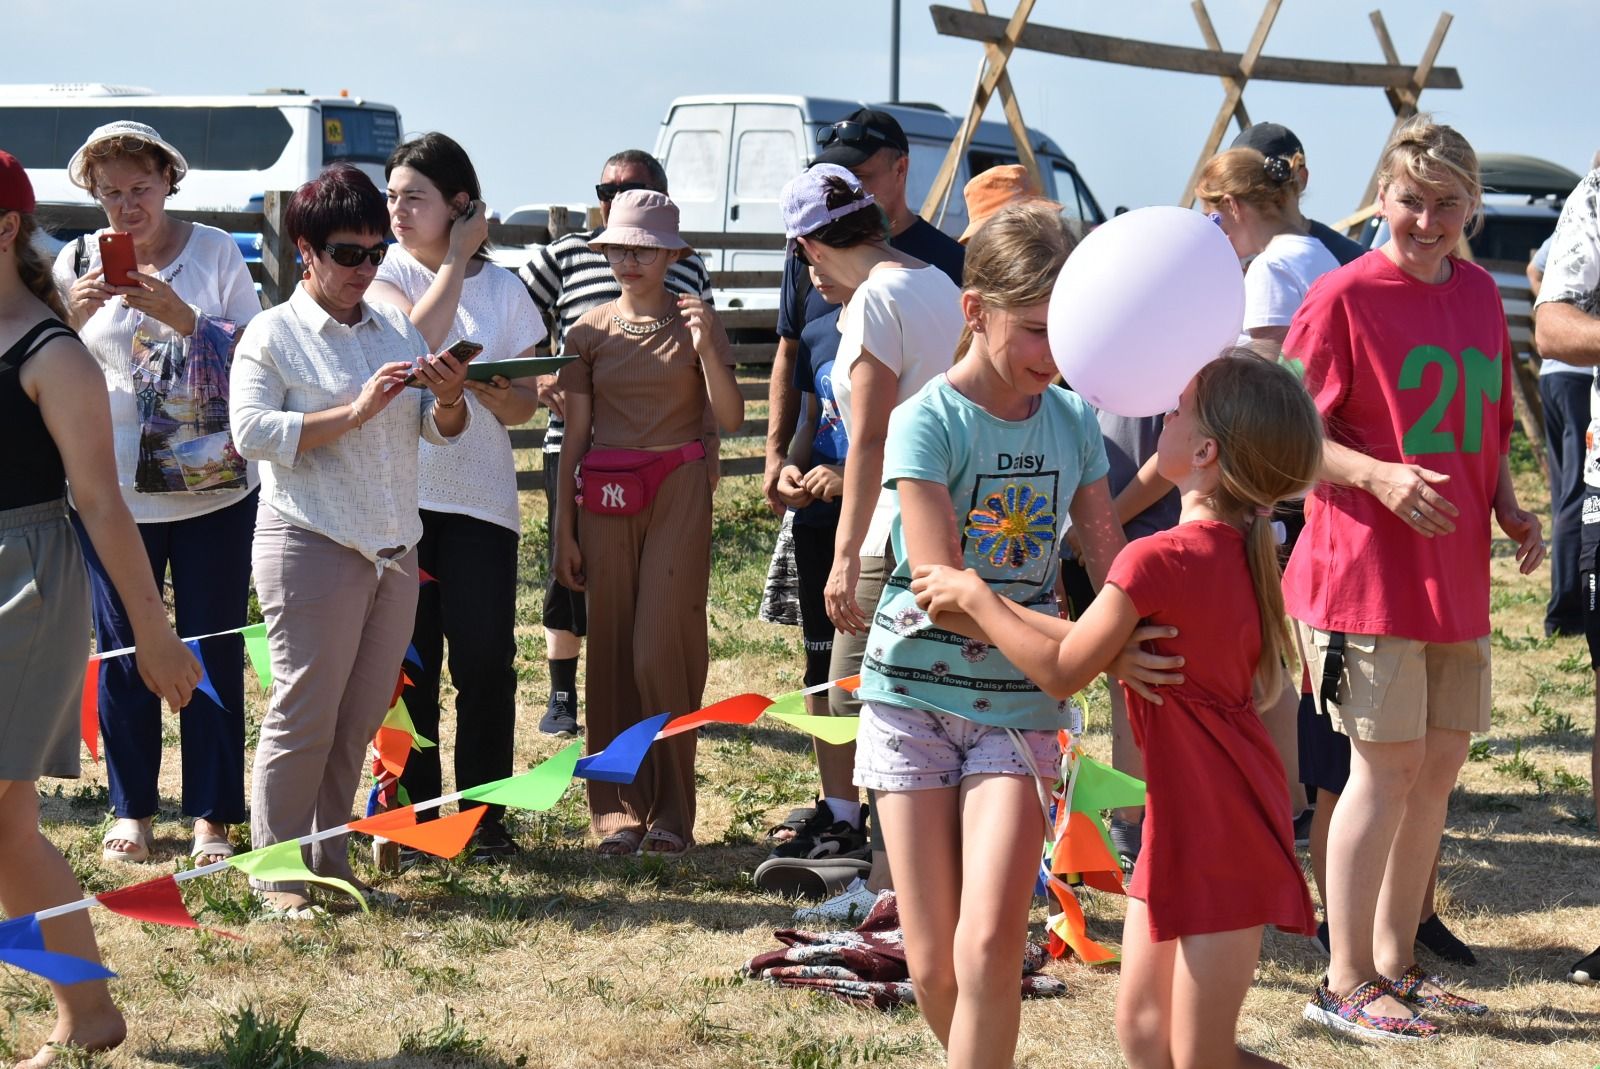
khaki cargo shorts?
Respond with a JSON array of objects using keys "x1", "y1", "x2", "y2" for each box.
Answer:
[{"x1": 1296, "y1": 621, "x2": 1491, "y2": 743}]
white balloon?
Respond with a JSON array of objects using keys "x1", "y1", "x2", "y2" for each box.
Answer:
[{"x1": 1048, "y1": 206, "x2": 1245, "y2": 418}]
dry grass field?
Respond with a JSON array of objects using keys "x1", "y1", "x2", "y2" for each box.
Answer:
[{"x1": 14, "y1": 435, "x2": 1600, "y2": 1068}]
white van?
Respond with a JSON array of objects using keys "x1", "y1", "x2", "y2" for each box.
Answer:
[
  {"x1": 653, "y1": 94, "x2": 1107, "y2": 280},
  {"x1": 0, "y1": 84, "x2": 403, "y2": 210}
]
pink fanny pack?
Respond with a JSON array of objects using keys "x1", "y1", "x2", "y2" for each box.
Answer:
[{"x1": 577, "y1": 440, "x2": 705, "y2": 516}]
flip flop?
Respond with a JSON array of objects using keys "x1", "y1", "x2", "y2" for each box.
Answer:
[
  {"x1": 641, "y1": 828, "x2": 693, "y2": 858},
  {"x1": 101, "y1": 817, "x2": 153, "y2": 864}
]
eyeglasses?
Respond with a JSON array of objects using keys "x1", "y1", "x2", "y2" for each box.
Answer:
[
  {"x1": 86, "y1": 135, "x2": 154, "y2": 158},
  {"x1": 595, "y1": 181, "x2": 652, "y2": 202},
  {"x1": 603, "y1": 246, "x2": 660, "y2": 265},
  {"x1": 816, "y1": 121, "x2": 895, "y2": 150},
  {"x1": 321, "y1": 241, "x2": 388, "y2": 268}
]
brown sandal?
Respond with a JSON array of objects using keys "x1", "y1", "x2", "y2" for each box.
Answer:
[{"x1": 597, "y1": 829, "x2": 644, "y2": 856}]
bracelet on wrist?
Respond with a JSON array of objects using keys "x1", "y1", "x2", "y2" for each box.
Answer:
[
  {"x1": 436, "y1": 392, "x2": 464, "y2": 409},
  {"x1": 351, "y1": 403, "x2": 365, "y2": 428}
]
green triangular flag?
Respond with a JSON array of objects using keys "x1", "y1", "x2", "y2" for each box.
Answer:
[
  {"x1": 383, "y1": 697, "x2": 436, "y2": 750},
  {"x1": 765, "y1": 711, "x2": 860, "y2": 745},
  {"x1": 227, "y1": 839, "x2": 367, "y2": 910},
  {"x1": 1070, "y1": 754, "x2": 1146, "y2": 815},
  {"x1": 762, "y1": 690, "x2": 808, "y2": 718},
  {"x1": 242, "y1": 623, "x2": 271, "y2": 691},
  {"x1": 461, "y1": 740, "x2": 581, "y2": 810}
]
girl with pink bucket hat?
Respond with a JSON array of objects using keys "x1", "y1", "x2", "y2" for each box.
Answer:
[{"x1": 552, "y1": 190, "x2": 743, "y2": 856}]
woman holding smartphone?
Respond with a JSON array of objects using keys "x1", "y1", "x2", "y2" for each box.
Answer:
[
  {"x1": 366, "y1": 132, "x2": 546, "y2": 864},
  {"x1": 53, "y1": 121, "x2": 259, "y2": 869}
]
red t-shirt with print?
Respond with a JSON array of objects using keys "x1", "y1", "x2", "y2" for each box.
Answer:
[{"x1": 1282, "y1": 251, "x2": 1513, "y2": 644}]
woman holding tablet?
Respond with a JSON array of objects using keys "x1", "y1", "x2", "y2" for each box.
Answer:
[{"x1": 366, "y1": 132, "x2": 547, "y2": 863}]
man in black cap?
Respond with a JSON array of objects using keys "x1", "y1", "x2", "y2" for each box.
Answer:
[
  {"x1": 1231, "y1": 122, "x2": 1366, "y2": 266},
  {"x1": 764, "y1": 108, "x2": 965, "y2": 516}
]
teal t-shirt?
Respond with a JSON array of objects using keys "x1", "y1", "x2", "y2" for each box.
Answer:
[{"x1": 857, "y1": 376, "x2": 1110, "y2": 729}]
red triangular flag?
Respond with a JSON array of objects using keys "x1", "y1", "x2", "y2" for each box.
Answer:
[
  {"x1": 660, "y1": 693, "x2": 772, "y2": 737},
  {"x1": 96, "y1": 875, "x2": 241, "y2": 940},
  {"x1": 80, "y1": 659, "x2": 100, "y2": 761},
  {"x1": 350, "y1": 806, "x2": 485, "y2": 858},
  {"x1": 418, "y1": 567, "x2": 436, "y2": 585}
]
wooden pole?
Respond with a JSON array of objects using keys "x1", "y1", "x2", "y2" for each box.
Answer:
[
  {"x1": 974, "y1": 0, "x2": 1045, "y2": 196},
  {"x1": 1191, "y1": 0, "x2": 1251, "y2": 134},
  {"x1": 260, "y1": 190, "x2": 297, "y2": 307},
  {"x1": 1179, "y1": 0, "x2": 1282, "y2": 208},
  {"x1": 919, "y1": 0, "x2": 1037, "y2": 222},
  {"x1": 1346, "y1": 12, "x2": 1453, "y2": 234}
]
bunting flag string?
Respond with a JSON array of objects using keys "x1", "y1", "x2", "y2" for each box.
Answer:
[{"x1": 17, "y1": 665, "x2": 1142, "y2": 988}]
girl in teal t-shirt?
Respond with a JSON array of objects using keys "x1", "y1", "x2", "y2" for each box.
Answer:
[{"x1": 853, "y1": 202, "x2": 1125, "y2": 1068}]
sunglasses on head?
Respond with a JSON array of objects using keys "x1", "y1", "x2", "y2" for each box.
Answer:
[
  {"x1": 816, "y1": 121, "x2": 894, "y2": 150},
  {"x1": 595, "y1": 181, "x2": 652, "y2": 202},
  {"x1": 321, "y1": 241, "x2": 387, "y2": 268}
]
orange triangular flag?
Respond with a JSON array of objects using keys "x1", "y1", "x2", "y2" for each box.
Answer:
[
  {"x1": 372, "y1": 725, "x2": 412, "y2": 778},
  {"x1": 350, "y1": 806, "x2": 485, "y2": 858},
  {"x1": 1052, "y1": 811, "x2": 1125, "y2": 891},
  {"x1": 1046, "y1": 874, "x2": 1119, "y2": 964},
  {"x1": 833, "y1": 675, "x2": 860, "y2": 692}
]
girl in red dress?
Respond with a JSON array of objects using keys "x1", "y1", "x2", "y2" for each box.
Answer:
[{"x1": 913, "y1": 353, "x2": 1322, "y2": 1069}]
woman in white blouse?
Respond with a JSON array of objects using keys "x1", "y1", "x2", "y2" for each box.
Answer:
[
  {"x1": 366, "y1": 132, "x2": 546, "y2": 864},
  {"x1": 229, "y1": 165, "x2": 470, "y2": 918},
  {"x1": 55, "y1": 121, "x2": 260, "y2": 869}
]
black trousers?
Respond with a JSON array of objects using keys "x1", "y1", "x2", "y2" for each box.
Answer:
[
  {"x1": 1541, "y1": 372, "x2": 1590, "y2": 636},
  {"x1": 400, "y1": 509, "x2": 521, "y2": 823}
]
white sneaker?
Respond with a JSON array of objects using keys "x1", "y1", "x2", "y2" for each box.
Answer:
[{"x1": 792, "y1": 877, "x2": 881, "y2": 927}]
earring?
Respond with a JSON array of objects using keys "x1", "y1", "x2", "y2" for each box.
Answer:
[{"x1": 971, "y1": 320, "x2": 984, "y2": 334}]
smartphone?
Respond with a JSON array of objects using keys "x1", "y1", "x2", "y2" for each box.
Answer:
[
  {"x1": 405, "y1": 339, "x2": 484, "y2": 386},
  {"x1": 98, "y1": 232, "x2": 138, "y2": 286}
]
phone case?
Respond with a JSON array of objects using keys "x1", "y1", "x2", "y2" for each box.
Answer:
[{"x1": 98, "y1": 233, "x2": 137, "y2": 285}]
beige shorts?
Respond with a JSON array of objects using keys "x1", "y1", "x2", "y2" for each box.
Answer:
[{"x1": 1296, "y1": 622, "x2": 1491, "y2": 743}]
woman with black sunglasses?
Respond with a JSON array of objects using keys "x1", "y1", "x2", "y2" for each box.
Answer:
[
  {"x1": 53, "y1": 121, "x2": 261, "y2": 871},
  {"x1": 229, "y1": 164, "x2": 471, "y2": 919}
]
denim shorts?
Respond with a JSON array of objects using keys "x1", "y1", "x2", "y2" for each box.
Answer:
[{"x1": 854, "y1": 701, "x2": 1061, "y2": 792}]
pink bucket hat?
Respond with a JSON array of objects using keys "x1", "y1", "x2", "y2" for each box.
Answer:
[{"x1": 588, "y1": 189, "x2": 689, "y2": 251}]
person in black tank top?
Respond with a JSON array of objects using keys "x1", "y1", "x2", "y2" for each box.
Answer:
[{"x1": 0, "y1": 151, "x2": 201, "y2": 1066}]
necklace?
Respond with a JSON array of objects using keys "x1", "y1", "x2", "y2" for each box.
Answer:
[{"x1": 612, "y1": 312, "x2": 674, "y2": 336}]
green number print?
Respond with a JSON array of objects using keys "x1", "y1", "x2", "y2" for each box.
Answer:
[{"x1": 1398, "y1": 345, "x2": 1502, "y2": 455}]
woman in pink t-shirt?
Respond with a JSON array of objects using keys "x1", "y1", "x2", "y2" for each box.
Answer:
[{"x1": 1285, "y1": 117, "x2": 1545, "y2": 1042}]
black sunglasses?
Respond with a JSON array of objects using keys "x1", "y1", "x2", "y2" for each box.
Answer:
[
  {"x1": 321, "y1": 241, "x2": 387, "y2": 268},
  {"x1": 816, "y1": 121, "x2": 895, "y2": 150},
  {"x1": 595, "y1": 181, "x2": 652, "y2": 202}
]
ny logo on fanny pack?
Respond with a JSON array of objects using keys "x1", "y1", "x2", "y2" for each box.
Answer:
[{"x1": 601, "y1": 483, "x2": 627, "y2": 510}]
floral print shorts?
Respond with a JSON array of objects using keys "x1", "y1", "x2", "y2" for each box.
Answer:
[{"x1": 854, "y1": 701, "x2": 1061, "y2": 792}]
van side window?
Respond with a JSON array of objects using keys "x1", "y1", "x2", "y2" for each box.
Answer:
[
  {"x1": 665, "y1": 131, "x2": 722, "y2": 203},
  {"x1": 0, "y1": 106, "x2": 292, "y2": 171},
  {"x1": 734, "y1": 131, "x2": 799, "y2": 200}
]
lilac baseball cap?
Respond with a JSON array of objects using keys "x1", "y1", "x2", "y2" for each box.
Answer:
[{"x1": 779, "y1": 163, "x2": 877, "y2": 253}]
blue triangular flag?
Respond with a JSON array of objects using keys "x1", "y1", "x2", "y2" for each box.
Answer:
[
  {"x1": 364, "y1": 782, "x2": 382, "y2": 818},
  {"x1": 574, "y1": 713, "x2": 672, "y2": 785},
  {"x1": 0, "y1": 916, "x2": 116, "y2": 985},
  {"x1": 183, "y1": 640, "x2": 226, "y2": 712},
  {"x1": 404, "y1": 643, "x2": 424, "y2": 670}
]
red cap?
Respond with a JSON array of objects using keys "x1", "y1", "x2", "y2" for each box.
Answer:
[{"x1": 0, "y1": 150, "x2": 35, "y2": 214}]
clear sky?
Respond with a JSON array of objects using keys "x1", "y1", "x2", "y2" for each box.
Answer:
[{"x1": 8, "y1": 0, "x2": 1596, "y2": 223}]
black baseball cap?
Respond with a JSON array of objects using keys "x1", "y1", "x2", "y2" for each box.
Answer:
[
  {"x1": 815, "y1": 107, "x2": 910, "y2": 167},
  {"x1": 1230, "y1": 122, "x2": 1304, "y2": 160}
]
